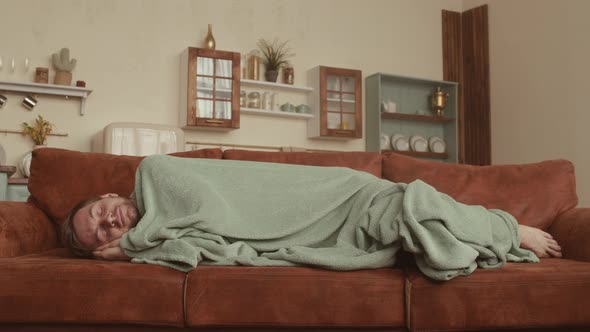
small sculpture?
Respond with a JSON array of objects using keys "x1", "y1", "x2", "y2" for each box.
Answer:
[{"x1": 52, "y1": 48, "x2": 77, "y2": 86}]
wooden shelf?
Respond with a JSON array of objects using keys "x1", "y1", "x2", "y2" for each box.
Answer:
[
  {"x1": 381, "y1": 112, "x2": 454, "y2": 123},
  {"x1": 0, "y1": 80, "x2": 92, "y2": 116},
  {"x1": 241, "y1": 107, "x2": 313, "y2": 119},
  {"x1": 241, "y1": 79, "x2": 313, "y2": 93},
  {"x1": 381, "y1": 150, "x2": 449, "y2": 159},
  {"x1": 8, "y1": 178, "x2": 28, "y2": 185}
]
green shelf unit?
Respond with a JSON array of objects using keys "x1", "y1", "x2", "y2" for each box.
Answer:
[{"x1": 365, "y1": 73, "x2": 458, "y2": 163}]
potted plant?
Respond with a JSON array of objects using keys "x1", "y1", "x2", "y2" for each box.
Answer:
[
  {"x1": 22, "y1": 115, "x2": 55, "y2": 147},
  {"x1": 257, "y1": 38, "x2": 294, "y2": 83}
]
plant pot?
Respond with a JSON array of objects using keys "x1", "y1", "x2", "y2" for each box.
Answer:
[
  {"x1": 54, "y1": 71, "x2": 72, "y2": 85},
  {"x1": 265, "y1": 70, "x2": 279, "y2": 83}
]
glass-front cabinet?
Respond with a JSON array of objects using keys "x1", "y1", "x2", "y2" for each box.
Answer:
[
  {"x1": 180, "y1": 47, "x2": 240, "y2": 129},
  {"x1": 308, "y1": 66, "x2": 362, "y2": 139}
]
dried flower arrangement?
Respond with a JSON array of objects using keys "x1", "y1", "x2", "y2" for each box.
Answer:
[{"x1": 22, "y1": 115, "x2": 54, "y2": 146}]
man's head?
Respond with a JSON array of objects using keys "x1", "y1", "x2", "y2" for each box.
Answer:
[{"x1": 61, "y1": 193, "x2": 140, "y2": 257}]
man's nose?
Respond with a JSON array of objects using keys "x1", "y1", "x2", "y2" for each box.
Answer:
[{"x1": 103, "y1": 212, "x2": 117, "y2": 227}]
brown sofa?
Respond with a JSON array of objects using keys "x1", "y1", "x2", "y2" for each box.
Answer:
[{"x1": 0, "y1": 148, "x2": 589, "y2": 332}]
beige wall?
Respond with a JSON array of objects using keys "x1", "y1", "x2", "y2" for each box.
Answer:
[
  {"x1": 463, "y1": 0, "x2": 590, "y2": 206},
  {"x1": 0, "y1": 0, "x2": 461, "y2": 175}
]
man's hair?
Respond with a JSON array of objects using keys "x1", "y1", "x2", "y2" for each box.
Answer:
[{"x1": 61, "y1": 196, "x2": 102, "y2": 258}]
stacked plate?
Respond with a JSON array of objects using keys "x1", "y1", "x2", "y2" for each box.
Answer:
[
  {"x1": 390, "y1": 134, "x2": 410, "y2": 151},
  {"x1": 380, "y1": 133, "x2": 391, "y2": 150},
  {"x1": 428, "y1": 136, "x2": 446, "y2": 153},
  {"x1": 409, "y1": 135, "x2": 428, "y2": 152}
]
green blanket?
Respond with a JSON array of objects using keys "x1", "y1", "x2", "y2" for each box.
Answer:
[{"x1": 120, "y1": 155, "x2": 538, "y2": 280}]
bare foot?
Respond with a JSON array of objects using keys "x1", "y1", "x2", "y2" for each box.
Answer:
[{"x1": 519, "y1": 224, "x2": 562, "y2": 258}]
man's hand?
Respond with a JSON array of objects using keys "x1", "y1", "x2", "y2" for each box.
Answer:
[{"x1": 92, "y1": 238, "x2": 130, "y2": 261}]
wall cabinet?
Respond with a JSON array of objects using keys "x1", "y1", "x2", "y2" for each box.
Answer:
[
  {"x1": 308, "y1": 66, "x2": 362, "y2": 139},
  {"x1": 180, "y1": 47, "x2": 241, "y2": 130},
  {"x1": 366, "y1": 73, "x2": 458, "y2": 162}
]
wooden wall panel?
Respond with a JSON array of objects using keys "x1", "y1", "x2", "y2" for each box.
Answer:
[
  {"x1": 442, "y1": 10, "x2": 464, "y2": 163},
  {"x1": 442, "y1": 5, "x2": 491, "y2": 165}
]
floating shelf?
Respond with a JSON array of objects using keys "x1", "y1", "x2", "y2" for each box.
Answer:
[
  {"x1": 241, "y1": 107, "x2": 313, "y2": 119},
  {"x1": 241, "y1": 79, "x2": 313, "y2": 93},
  {"x1": 0, "y1": 80, "x2": 93, "y2": 116},
  {"x1": 381, "y1": 112, "x2": 454, "y2": 123},
  {"x1": 381, "y1": 150, "x2": 449, "y2": 159}
]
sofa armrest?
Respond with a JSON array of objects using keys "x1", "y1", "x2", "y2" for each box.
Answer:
[
  {"x1": 549, "y1": 208, "x2": 590, "y2": 262},
  {"x1": 0, "y1": 201, "x2": 59, "y2": 258}
]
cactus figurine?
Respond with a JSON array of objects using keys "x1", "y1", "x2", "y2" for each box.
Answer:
[{"x1": 52, "y1": 48, "x2": 77, "y2": 85}]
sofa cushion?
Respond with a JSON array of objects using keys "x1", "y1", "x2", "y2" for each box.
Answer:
[
  {"x1": 405, "y1": 259, "x2": 590, "y2": 331},
  {"x1": 382, "y1": 153, "x2": 578, "y2": 230},
  {"x1": 223, "y1": 149, "x2": 382, "y2": 177},
  {"x1": 0, "y1": 248, "x2": 185, "y2": 326},
  {"x1": 28, "y1": 147, "x2": 223, "y2": 225},
  {"x1": 184, "y1": 266, "x2": 405, "y2": 328}
]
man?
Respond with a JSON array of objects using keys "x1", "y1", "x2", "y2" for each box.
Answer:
[{"x1": 62, "y1": 155, "x2": 562, "y2": 280}]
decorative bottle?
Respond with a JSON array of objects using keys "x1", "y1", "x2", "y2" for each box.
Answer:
[{"x1": 204, "y1": 24, "x2": 216, "y2": 50}]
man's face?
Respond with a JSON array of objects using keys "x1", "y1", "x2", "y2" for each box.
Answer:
[{"x1": 73, "y1": 196, "x2": 140, "y2": 250}]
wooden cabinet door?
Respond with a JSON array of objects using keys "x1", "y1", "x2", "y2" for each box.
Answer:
[
  {"x1": 320, "y1": 66, "x2": 362, "y2": 138},
  {"x1": 184, "y1": 47, "x2": 240, "y2": 129}
]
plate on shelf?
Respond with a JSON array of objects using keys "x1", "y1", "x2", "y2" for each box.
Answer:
[
  {"x1": 428, "y1": 136, "x2": 446, "y2": 153},
  {"x1": 380, "y1": 134, "x2": 391, "y2": 150},
  {"x1": 410, "y1": 135, "x2": 428, "y2": 152},
  {"x1": 391, "y1": 134, "x2": 409, "y2": 151},
  {"x1": 0, "y1": 143, "x2": 5, "y2": 165}
]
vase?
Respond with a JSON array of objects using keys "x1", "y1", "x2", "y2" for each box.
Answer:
[
  {"x1": 204, "y1": 24, "x2": 216, "y2": 50},
  {"x1": 20, "y1": 145, "x2": 46, "y2": 178},
  {"x1": 54, "y1": 71, "x2": 72, "y2": 85},
  {"x1": 265, "y1": 70, "x2": 279, "y2": 83}
]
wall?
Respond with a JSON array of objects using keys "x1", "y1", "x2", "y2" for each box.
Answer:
[
  {"x1": 463, "y1": 0, "x2": 590, "y2": 206},
  {"x1": 0, "y1": 0, "x2": 462, "y2": 175}
]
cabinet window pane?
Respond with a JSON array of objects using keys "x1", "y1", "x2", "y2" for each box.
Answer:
[
  {"x1": 196, "y1": 77, "x2": 213, "y2": 98},
  {"x1": 342, "y1": 93, "x2": 355, "y2": 102},
  {"x1": 327, "y1": 100, "x2": 342, "y2": 112},
  {"x1": 215, "y1": 59, "x2": 232, "y2": 78},
  {"x1": 197, "y1": 57, "x2": 214, "y2": 76},
  {"x1": 197, "y1": 99, "x2": 213, "y2": 118},
  {"x1": 342, "y1": 113, "x2": 356, "y2": 130},
  {"x1": 342, "y1": 101, "x2": 355, "y2": 114},
  {"x1": 327, "y1": 75, "x2": 340, "y2": 91},
  {"x1": 327, "y1": 92, "x2": 340, "y2": 100},
  {"x1": 341, "y1": 76, "x2": 355, "y2": 92},
  {"x1": 327, "y1": 112, "x2": 341, "y2": 129},
  {"x1": 215, "y1": 78, "x2": 232, "y2": 99},
  {"x1": 215, "y1": 101, "x2": 232, "y2": 120}
]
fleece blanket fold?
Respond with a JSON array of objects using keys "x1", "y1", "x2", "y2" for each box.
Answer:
[{"x1": 120, "y1": 155, "x2": 538, "y2": 280}]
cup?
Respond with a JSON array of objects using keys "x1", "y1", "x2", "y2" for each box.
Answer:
[
  {"x1": 280, "y1": 103, "x2": 294, "y2": 113},
  {"x1": 22, "y1": 95, "x2": 37, "y2": 110},
  {"x1": 0, "y1": 94, "x2": 7, "y2": 108},
  {"x1": 295, "y1": 104, "x2": 311, "y2": 113}
]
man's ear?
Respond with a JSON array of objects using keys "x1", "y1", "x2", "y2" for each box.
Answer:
[{"x1": 100, "y1": 193, "x2": 119, "y2": 199}]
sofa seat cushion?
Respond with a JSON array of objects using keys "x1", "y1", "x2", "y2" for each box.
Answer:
[
  {"x1": 382, "y1": 153, "x2": 578, "y2": 230},
  {"x1": 28, "y1": 147, "x2": 223, "y2": 225},
  {"x1": 184, "y1": 266, "x2": 405, "y2": 328},
  {"x1": 223, "y1": 149, "x2": 383, "y2": 177},
  {"x1": 405, "y1": 259, "x2": 590, "y2": 331},
  {"x1": 0, "y1": 248, "x2": 185, "y2": 327}
]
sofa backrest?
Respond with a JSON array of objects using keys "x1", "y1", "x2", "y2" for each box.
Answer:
[
  {"x1": 382, "y1": 153, "x2": 578, "y2": 230},
  {"x1": 223, "y1": 149, "x2": 383, "y2": 177},
  {"x1": 28, "y1": 148, "x2": 223, "y2": 225}
]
